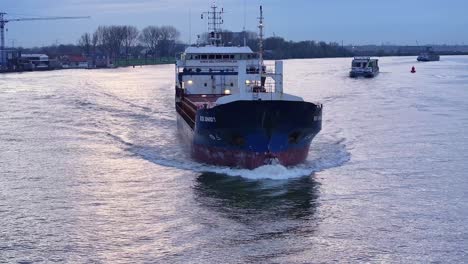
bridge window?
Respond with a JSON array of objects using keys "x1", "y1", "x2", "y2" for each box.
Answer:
[
  {"x1": 201, "y1": 55, "x2": 207, "y2": 59},
  {"x1": 223, "y1": 54, "x2": 230, "y2": 59},
  {"x1": 208, "y1": 55, "x2": 215, "y2": 59}
]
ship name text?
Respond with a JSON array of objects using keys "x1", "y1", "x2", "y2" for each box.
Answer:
[{"x1": 200, "y1": 116, "x2": 217, "y2": 123}]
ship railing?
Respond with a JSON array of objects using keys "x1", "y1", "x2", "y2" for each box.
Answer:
[
  {"x1": 353, "y1": 56, "x2": 371, "y2": 60},
  {"x1": 245, "y1": 80, "x2": 276, "y2": 94},
  {"x1": 246, "y1": 64, "x2": 269, "y2": 74},
  {"x1": 176, "y1": 104, "x2": 195, "y2": 128},
  {"x1": 263, "y1": 62, "x2": 277, "y2": 74},
  {"x1": 264, "y1": 81, "x2": 276, "y2": 93}
]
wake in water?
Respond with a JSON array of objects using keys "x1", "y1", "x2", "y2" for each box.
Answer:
[
  {"x1": 202, "y1": 136, "x2": 350, "y2": 179},
  {"x1": 119, "y1": 131, "x2": 350, "y2": 180},
  {"x1": 68, "y1": 79, "x2": 350, "y2": 180},
  {"x1": 90, "y1": 97, "x2": 350, "y2": 180}
]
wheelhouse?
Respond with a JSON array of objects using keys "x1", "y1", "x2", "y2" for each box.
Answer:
[
  {"x1": 179, "y1": 47, "x2": 258, "y2": 62},
  {"x1": 176, "y1": 46, "x2": 278, "y2": 96},
  {"x1": 349, "y1": 56, "x2": 379, "y2": 78},
  {"x1": 351, "y1": 57, "x2": 378, "y2": 69}
]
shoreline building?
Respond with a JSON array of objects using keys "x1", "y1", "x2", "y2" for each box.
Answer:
[{"x1": 20, "y1": 54, "x2": 50, "y2": 71}]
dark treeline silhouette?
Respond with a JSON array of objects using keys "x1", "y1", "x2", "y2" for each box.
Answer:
[
  {"x1": 20, "y1": 44, "x2": 82, "y2": 57},
  {"x1": 199, "y1": 31, "x2": 352, "y2": 59},
  {"x1": 350, "y1": 45, "x2": 468, "y2": 57},
  {"x1": 199, "y1": 30, "x2": 258, "y2": 47},
  {"x1": 23, "y1": 26, "x2": 468, "y2": 64},
  {"x1": 259, "y1": 37, "x2": 353, "y2": 59},
  {"x1": 19, "y1": 24, "x2": 184, "y2": 67},
  {"x1": 76, "y1": 25, "x2": 183, "y2": 65},
  {"x1": 20, "y1": 29, "x2": 352, "y2": 62}
]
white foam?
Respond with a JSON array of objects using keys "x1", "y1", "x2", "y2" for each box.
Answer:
[
  {"x1": 208, "y1": 164, "x2": 315, "y2": 180},
  {"x1": 122, "y1": 132, "x2": 350, "y2": 180},
  {"x1": 200, "y1": 136, "x2": 350, "y2": 179}
]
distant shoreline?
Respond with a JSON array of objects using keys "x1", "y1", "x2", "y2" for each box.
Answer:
[
  {"x1": 0, "y1": 59, "x2": 175, "y2": 74},
  {"x1": 3, "y1": 54, "x2": 468, "y2": 74}
]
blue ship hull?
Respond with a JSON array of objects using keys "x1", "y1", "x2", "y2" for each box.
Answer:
[{"x1": 177, "y1": 99, "x2": 322, "y2": 168}]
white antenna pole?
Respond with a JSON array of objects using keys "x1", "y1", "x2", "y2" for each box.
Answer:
[
  {"x1": 189, "y1": 8, "x2": 192, "y2": 45},
  {"x1": 243, "y1": 0, "x2": 246, "y2": 46}
]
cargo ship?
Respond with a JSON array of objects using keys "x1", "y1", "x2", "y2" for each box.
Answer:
[{"x1": 175, "y1": 5, "x2": 322, "y2": 169}]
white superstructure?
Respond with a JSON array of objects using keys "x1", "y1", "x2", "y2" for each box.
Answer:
[
  {"x1": 349, "y1": 56, "x2": 379, "y2": 78},
  {"x1": 175, "y1": 4, "x2": 302, "y2": 106}
]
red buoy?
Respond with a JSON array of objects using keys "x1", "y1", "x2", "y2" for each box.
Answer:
[{"x1": 411, "y1": 66, "x2": 416, "y2": 73}]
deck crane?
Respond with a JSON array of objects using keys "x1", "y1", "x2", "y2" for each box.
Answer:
[{"x1": 0, "y1": 12, "x2": 90, "y2": 70}]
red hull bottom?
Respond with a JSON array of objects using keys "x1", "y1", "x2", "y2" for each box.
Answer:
[{"x1": 192, "y1": 144, "x2": 310, "y2": 169}]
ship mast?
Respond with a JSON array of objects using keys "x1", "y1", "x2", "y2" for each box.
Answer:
[
  {"x1": 258, "y1": 6, "x2": 265, "y2": 87},
  {"x1": 202, "y1": 3, "x2": 224, "y2": 46},
  {"x1": 258, "y1": 6, "x2": 264, "y2": 67}
]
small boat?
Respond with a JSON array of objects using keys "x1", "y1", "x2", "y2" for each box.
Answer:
[
  {"x1": 175, "y1": 5, "x2": 322, "y2": 169},
  {"x1": 349, "y1": 57, "x2": 379, "y2": 78},
  {"x1": 417, "y1": 47, "x2": 440, "y2": 62}
]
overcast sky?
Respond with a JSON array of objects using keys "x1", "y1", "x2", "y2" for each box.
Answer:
[{"x1": 2, "y1": 0, "x2": 468, "y2": 47}]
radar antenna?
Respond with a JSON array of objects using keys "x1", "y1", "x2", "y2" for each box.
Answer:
[{"x1": 201, "y1": 3, "x2": 224, "y2": 46}]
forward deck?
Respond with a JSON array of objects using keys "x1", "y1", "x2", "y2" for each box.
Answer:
[{"x1": 176, "y1": 94, "x2": 226, "y2": 129}]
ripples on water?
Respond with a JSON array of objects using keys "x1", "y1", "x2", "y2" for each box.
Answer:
[{"x1": 1, "y1": 57, "x2": 468, "y2": 263}]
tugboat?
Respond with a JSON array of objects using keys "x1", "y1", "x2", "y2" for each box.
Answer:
[
  {"x1": 417, "y1": 47, "x2": 440, "y2": 62},
  {"x1": 175, "y1": 5, "x2": 322, "y2": 169},
  {"x1": 349, "y1": 57, "x2": 379, "y2": 78}
]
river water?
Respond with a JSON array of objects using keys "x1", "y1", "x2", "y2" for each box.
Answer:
[{"x1": 1, "y1": 56, "x2": 468, "y2": 263}]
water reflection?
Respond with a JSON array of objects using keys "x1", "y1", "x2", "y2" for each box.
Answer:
[{"x1": 194, "y1": 173, "x2": 320, "y2": 223}]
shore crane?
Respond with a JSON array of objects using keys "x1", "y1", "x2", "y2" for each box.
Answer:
[{"x1": 0, "y1": 12, "x2": 90, "y2": 70}]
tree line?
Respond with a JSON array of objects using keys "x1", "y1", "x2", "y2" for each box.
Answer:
[
  {"x1": 77, "y1": 25, "x2": 182, "y2": 64},
  {"x1": 198, "y1": 31, "x2": 351, "y2": 59},
  {"x1": 259, "y1": 37, "x2": 352, "y2": 59},
  {"x1": 20, "y1": 26, "x2": 354, "y2": 61}
]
